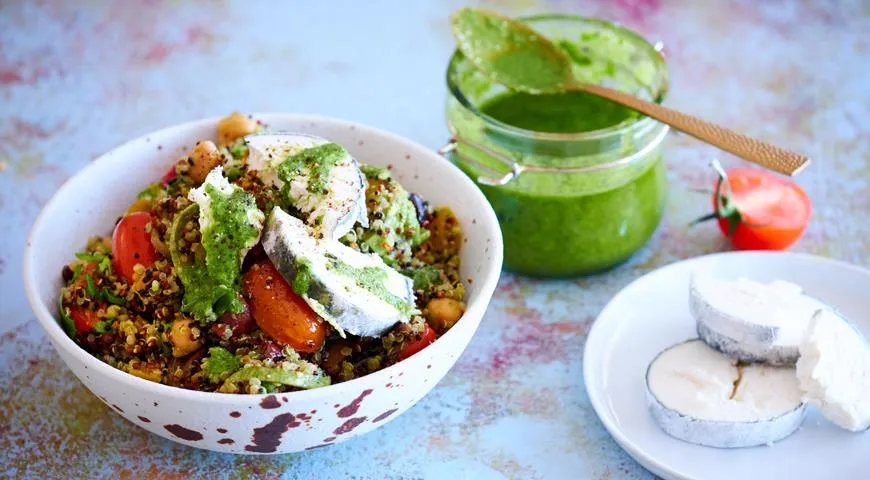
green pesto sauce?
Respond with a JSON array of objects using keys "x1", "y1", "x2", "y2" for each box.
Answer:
[
  {"x1": 202, "y1": 184, "x2": 262, "y2": 287},
  {"x1": 292, "y1": 258, "x2": 313, "y2": 296},
  {"x1": 328, "y1": 259, "x2": 417, "y2": 317},
  {"x1": 480, "y1": 90, "x2": 638, "y2": 133},
  {"x1": 170, "y1": 205, "x2": 239, "y2": 320},
  {"x1": 474, "y1": 160, "x2": 666, "y2": 277},
  {"x1": 451, "y1": 8, "x2": 574, "y2": 93},
  {"x1": 276, "y1": 142, "x2": 347, "y2": 194}
]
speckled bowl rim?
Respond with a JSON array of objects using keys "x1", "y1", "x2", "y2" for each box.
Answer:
[{"x1": 23, "y1": 112, "x2": 504, "y2": 404}]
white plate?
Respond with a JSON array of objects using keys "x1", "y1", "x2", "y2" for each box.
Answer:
[{"x1": 584, "y1": 251, "x2": 870, "y2": 480}]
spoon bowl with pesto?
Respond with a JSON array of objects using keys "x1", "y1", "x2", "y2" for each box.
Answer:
[{"x1": 450, "y1": 8, "x2": 810, "y2": 177}]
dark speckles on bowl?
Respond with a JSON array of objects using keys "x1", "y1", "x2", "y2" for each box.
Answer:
[
  {"x1": 260, "y1": 395, "x2": 281, "y2": 409},
  {"x1": 245, "y1": 413, "x2": 301, "y2": 454},
  {"x1": 372, "y1": 409, "x2": 398, "y2": 423},
  {"x1": 164, "y1": 424, "x2": 203, "y2": 441},
  {"x1": 333, "y1": 417, "x2": 367, "y2": 436},
  {"x1": 337, "y1": 389, "x2": 373, "y2": 418}
]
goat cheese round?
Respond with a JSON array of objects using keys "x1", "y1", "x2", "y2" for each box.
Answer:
[
  {"x1": 262, "y1": 207, "x2": 416, "y2": 338},
  {"x1": 245, "y1": 132, "x2": 368, "y2": 240},
  {"x1": 690, "y1": 273, "x2": 826, "y2": 365},
  {"x1": 646, "y1": 339, "x2": 806, "y2": 448},
  {"x1": 796, "y1": 309, "x2": 870, "y2": 432}
]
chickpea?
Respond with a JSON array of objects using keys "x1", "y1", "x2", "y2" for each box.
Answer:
[
  {"x1": 187, "y1": 140, "x2": 224, "y2": 184},
  {"x1": 170, "y1": 318, "x2": 202, "y2": 358},
  {"x1": 217, "y1": 111, "x2": 258, "y2": 146},
  {"x1": 425, "y1": 298, "x2": 465, "y2": 334}
]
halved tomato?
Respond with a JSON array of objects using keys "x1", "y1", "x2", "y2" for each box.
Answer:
[
  {"x1": 242, "y1": 259, "x2": 326, "y2": 353},
  {"x1": 112, "y1": 211, "x2": 159, "y2": 283}
]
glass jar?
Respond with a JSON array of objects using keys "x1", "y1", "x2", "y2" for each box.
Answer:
[{"x1": 444, "y1": 14, "x2": 670, "y2": 278}]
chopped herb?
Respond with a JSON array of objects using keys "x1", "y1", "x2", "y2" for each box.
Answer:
[
  {"x1": 71, "y1": 264, "x2": 84, "y2": 283},
  {"x1": 58, "y1": 294, "x2": 76, "y2": 337},
  {"x1": 85, "y1": 274, "x2": 99, "y2": 297},
  {"x1": 102, "y1": 290, "x2": 126, "y2": 306},
  {"x1": 84, "y1": 273, "x2": 126, "y2": 305},
  {"x1": 75, "y1": 251, "x2": 113, "y2": 273},
  {"x1": 137, "y1": 182, "x2": 164, "y2": 200},
  {"x1": 75, "y1": 252, "x2": 103, "y2": 262},
  {"x1": 227, "y1": 139, "x2": 248, "y2": 159}
]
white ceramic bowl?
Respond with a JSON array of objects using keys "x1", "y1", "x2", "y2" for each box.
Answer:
[{"x1": 23, "y1": 114, "x2": 503, "y2": 454}]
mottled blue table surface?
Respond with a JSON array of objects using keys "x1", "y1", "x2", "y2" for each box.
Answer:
[{"x1": 2, "y1": 1, "x2": 869, "y2": 478}]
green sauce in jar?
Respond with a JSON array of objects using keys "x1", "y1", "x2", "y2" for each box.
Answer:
[{"x1": 445, "y1": 15, "x2": 670, "y2": 277}]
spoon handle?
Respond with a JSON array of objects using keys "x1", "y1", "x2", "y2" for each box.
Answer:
[{"x1": 578, "y1": 83, "x2": 811, "y2": 176}]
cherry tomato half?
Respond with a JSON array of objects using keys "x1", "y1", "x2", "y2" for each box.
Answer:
[
  {"x1": 112, "y1": 212, "x2": 159, "y2": 283},
  {"x1": 710, "y1": 168, "x2": 811, "y2": 251},
  {"x1": 242, "y1": 259, "x2": 326, "y2": 353},
  {"x1": 69, "y1": 306, "x2": 100, "y2": 333},
  {"x1": 398, "y1": 323, "x2": 437, "y2": 361}
]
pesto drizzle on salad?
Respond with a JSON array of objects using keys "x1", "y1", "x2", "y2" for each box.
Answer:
[
  {"x1": 276, "y1": 142, "x2": 348, "y2": 194},
  {"x1": 328, "y1": 258, "x2": 418, "y2": 317}
]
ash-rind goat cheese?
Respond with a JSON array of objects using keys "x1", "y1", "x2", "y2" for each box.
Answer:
[
  {"x1": 245, "y1": 132, "x2": 368, "y2": 240},
  {"x1": 262, "y1": 206, "x2": 416, "y2": 338},
  {"x1": 797, "y1": 309, "x2": 870, "y2": 432},
  {"x1": 646, "y1": 339, "x2": 806, "y2": 448},
  {"x1": 690, "y1": 274, "x2": 826, "y2": 365}
]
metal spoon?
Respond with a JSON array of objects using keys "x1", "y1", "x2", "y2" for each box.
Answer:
[{"x1": 450, "y1": 8, "x2": 811, "y2": 176}]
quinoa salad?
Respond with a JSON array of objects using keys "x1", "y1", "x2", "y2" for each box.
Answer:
[{"x1": 58, "y1": 112, "x2": 466, "y2": 394}]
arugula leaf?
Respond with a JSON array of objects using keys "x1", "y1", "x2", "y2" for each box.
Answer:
[{"x1": 202, "y1": 347, "x2": 242, "y2": 383}]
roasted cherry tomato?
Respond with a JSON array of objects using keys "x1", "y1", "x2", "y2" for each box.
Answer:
[
  {"x1": 69, "y1": 306, "x2": 100, "y2": 333},
  {"x1": 112, "y1": 211, "x2": 159, "y2": 283},
  {"x1": 242, "y1": 259, "x2": 326, "y2": 353},
  {"x1": 398, "y1": 323, "x2": 437, "y2": 361},
  {"x1": 698, "y1": 162, "x2": 811, "y2": 251}
]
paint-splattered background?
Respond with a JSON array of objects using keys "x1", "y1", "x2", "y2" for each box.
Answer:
[{"x1": 1, "y1": 0, "x2": 868, "y2": 478}]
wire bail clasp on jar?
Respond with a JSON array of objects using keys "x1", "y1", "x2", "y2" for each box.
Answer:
[
  {"x1": 437, "y1": 137, "x2": 524, "y2": 186},
  {"x1": 438, "y1": 124, "x2": 669, "y2": 187}
]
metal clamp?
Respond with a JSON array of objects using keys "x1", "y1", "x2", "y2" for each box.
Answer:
[{"x1": 437, "y1": 124, "x2": 669, "y2": 187}]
